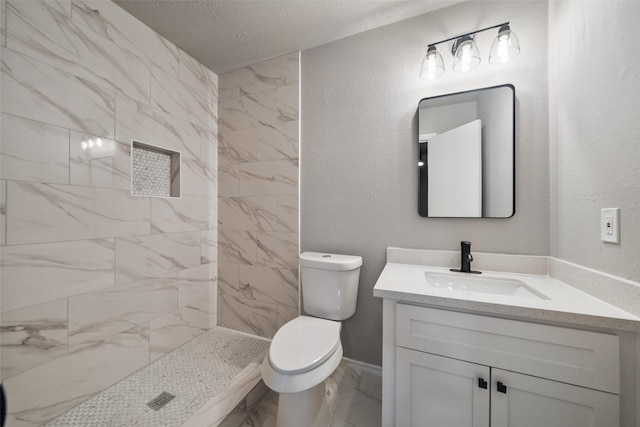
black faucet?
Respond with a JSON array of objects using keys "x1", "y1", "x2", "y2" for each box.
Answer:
[{"x1": 450, "y1": 241, "x2": 481, "y2": 274}]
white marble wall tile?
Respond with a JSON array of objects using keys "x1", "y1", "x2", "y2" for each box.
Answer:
[
  {"x1": 277, "y1": 83, "x2": 299, "y2": 123},
  {"x1": 220, "y1": 90, "x2": 277, "y2": 132},
  {"x1": 201, "y1": 127, "x2": 219, "y2": 166},
  {"x1": 1, "y1": 238, "x2": 114, "y2": 312},
  {"x1": 201, "y1": 229, "x2": 218, "y2": 265},
  {"x1": 219, "y1": 69, "x2": 240, "y2": 101},
  {"x1": 237, "y1": 265, "x2": 298, "y2": 307},
  {"x1": 239, "y1": 52, "x2": 299, "y2": 95},
  {"x1": 182, "y1": 158, "x2": 217, "y2": 197},
  {"x1": 277, "y1": 195, "x2": 298, "y2": 233},
  {"x1": 178, "y1": 263, "x2": 215, "y2": 308},
  {"x1": 151, "y1": 195, "x2": 215, "y2": 234},
  {"x1": 7, "y1": 0, "x2": 151, "y2": 104},
  {"x1": 1, "y1": 113, "x2": 70, "y2": 184},
  {"x1": 257, "y1": 120, "x2": 298, "y2": 161},
  {"x1": 1, "y1": 0, "x2": 6, "y2": 46},
  {"x1": 219, "y1": 127, "x2": 258, "y2": 164},
  {"x1": 237, "y1": 159, "x2": 298, "y2": 196},
  {"x1": 1, "y1": 180, "x2": 6, "y2": 246},
  {"x1": 191, "y1": 293, "x2": 218, "y2": 321},
  {"x1": 69, "y1": 130, "x2": 130, "y2": 189},
  {"x1": 6, "y1": 181, "x2": 149, "y2": 245},
  {"x1": 219, "y1": 294, "x2": 277, "y2": 338},
  {"x1": 218, "y1": 161, "x2": 240, "y2": 197},
  {"x1": 277, "y1": 304, "x2": 299, "y2": 329},
  {"x1": 151, "y1": 67, "x2": 215, "y2": 130},
  {"x1": 4, "y1": 325, "x2": 148, "y2": 427},
  {"x1": 30, "y1": 0, "x2": 70, "y2": 16},
  {"x1": 1, "y1": 47, "x2": 115, "y2": 138},
  {"x1": 220, "y1": 196, "x2": 278, "y2": 231},
  {"x1": 218, "y1": 229, "x2": 257, "y2": 265},
  {"x1": 115, "y1": 231, "x2": 200, "y2": 285},
  {"x1": 115, "y1": 93, "x2": 201, "y2": 160},
  {"x1": 149, "y1": 304, "x2": 210, "y2": 362},
  {"x1": 218, "y1": 261, "x2": 239, "y2": 292},
  {"x1": 179, "y1": 49, "x2": 218, "y2": 96},
  {"x1": 1, "y1": 299, "x2": 68, "y2": 380},
  {"x1": 68, "y1": 275, "x2": 176, "y2": 351},
  {"x1": 70, "y1": 0, "x2": 180, "y2": 77},
  {"x1": 256, "y1": 231, "x2": 298, "y2": 270}
]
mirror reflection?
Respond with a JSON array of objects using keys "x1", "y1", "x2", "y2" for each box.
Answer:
[{"x1": 418, "y1": 84, "x2": 515, "y2": 218}]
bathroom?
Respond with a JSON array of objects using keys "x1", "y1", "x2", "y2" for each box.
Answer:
[{"x1": 1, "y1": 0, "x2": 639, "y2": 426}]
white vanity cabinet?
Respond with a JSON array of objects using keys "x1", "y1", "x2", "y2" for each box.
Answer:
[{"x1": 393, "y1": 303, "x2": 620, "y2": 427}]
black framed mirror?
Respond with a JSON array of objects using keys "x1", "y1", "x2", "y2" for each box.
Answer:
[{"x1": 418, "y1": 84, "x2": 515, "y2": 218}]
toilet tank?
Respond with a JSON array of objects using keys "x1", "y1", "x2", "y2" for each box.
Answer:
[{"x1": 299, "y1": 252, "x2": 362, "y2": 321}]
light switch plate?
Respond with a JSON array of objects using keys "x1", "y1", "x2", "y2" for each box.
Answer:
[{"x1": 601, "y1": 208, "x2": 620, "y2": 244}]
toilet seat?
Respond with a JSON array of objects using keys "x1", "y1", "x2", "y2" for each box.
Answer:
[
  {"x1": 262, "y1": 316, "x2": 343, "y2": 393},
  {"x1": 269, "y1": 316, "x2": 341, "y2": 375}
]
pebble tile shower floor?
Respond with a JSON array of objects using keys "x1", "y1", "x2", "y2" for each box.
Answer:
[{"x1": 45, "y1": 327, "x2": 269, "y2": 427}]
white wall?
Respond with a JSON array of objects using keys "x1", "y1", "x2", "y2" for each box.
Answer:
[
  {"x1": 301, "y1": 1, "x2": 549, "y2": 364},
  {"x1": 549, "y1": 0, "x2": 640, "y2": 282}
]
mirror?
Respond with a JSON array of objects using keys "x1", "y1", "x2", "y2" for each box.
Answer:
[{"x1": 418, "y1": 84, "x2": 515, "y2": 218}]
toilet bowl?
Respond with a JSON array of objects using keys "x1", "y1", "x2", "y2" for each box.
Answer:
[
  {"x1": 261, "y1": 252, "x2": 362, "y2": 427},
  {"x1": 261, "y1": 316, "x2": 343, "y2": 427}
]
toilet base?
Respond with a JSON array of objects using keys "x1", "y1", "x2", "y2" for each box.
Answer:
[{"x1": 276, "y1": 378, "x2": 338, "y2": 427}]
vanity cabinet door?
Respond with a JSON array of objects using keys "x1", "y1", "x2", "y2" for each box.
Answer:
[
  {"x1": 396, "y1": 347, "x2": 490, "y2": 427},
  {"x1": 490, "y1": 369, "x2": 619, "y2": 427}
]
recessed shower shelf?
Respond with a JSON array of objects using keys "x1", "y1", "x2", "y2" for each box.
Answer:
[{"x1": 131, "y1": 140, "x2": 181, "y2": 198}]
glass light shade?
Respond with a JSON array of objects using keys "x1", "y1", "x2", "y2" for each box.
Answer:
[
  {"x1": 489, "y1": 24, "x2": 520, "y2": 64},
  {"x1": 420, "y1": 46, "x2": 444, "y2": 80},
  {"x1": 452, "y1": 36, "x2": 480, "y2": 73}
]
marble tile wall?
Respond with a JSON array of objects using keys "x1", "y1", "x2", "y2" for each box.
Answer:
[
  {"x1": 218, "y1": 52, "x2": 300, "y2": 338},
  {"x1": 0, "y1": 1, "x2": 218, "y2": 425}
]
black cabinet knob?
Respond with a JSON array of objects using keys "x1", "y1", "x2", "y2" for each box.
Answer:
[
  {"x1": 478, "y1": 378, "x2": 488, "y2": 389},
  {"x1": 497, "y1": 381, "x2": 507, "y2": 394}
]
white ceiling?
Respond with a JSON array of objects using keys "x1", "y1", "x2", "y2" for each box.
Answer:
[{"x1": 114, "y1": 0, "x2": 461, "y2": 75}]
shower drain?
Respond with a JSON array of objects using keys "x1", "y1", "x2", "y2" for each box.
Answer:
[{"x1": 147, "y1": 392, "x2": 176, "y2": 411}]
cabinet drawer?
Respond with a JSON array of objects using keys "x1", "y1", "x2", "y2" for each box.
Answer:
[{"x1": 396, "y1": 303, "x2": 619, "y2": 394}]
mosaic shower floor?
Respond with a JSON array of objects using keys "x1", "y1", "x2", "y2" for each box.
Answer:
[{"x1": 45, "y1": 327, "x2": 269, "y2": 427}]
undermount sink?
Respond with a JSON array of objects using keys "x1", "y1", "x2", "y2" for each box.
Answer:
[{"x1": 425, "y1": 272, "x2": 549, "y2": 300}]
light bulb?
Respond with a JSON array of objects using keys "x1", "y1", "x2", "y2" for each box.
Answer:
[
  {"x1": 452, "y1": 36, "x2": 480, "y2": 73},
  {"x1": 489, "y1": 24, "x2": 520, "y2": 64},
  {"x1": 419, "y1": 45, "x2": 444, "y2": 80}
]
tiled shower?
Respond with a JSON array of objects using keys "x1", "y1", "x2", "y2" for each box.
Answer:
[{"x1": 0, "y1": 1, "x2": 298, "y2": 425}]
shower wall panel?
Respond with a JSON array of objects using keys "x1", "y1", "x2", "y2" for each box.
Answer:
[{"x1": 0, "y1": 1, "x2": 218, "y2": 425}]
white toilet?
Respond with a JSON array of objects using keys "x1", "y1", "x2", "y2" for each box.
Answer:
[{"x1": 261, "y1": 252, "x2": 362, "y2": 427}]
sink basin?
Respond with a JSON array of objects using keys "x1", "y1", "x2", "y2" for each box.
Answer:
[{"x1": 425, "y1": 272, "x2": 548, "y2": 300}]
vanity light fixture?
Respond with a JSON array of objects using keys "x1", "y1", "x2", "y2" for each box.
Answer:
[{"x1": 419, "y1": 22, "x2": 520, "y2": 79}]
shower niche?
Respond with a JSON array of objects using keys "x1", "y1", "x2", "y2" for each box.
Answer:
[{"x1": 131, "y1": 140, "x2": 181, "y2": 198}]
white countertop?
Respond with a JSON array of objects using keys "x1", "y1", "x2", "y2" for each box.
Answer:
[{"x1": 373, "y1": 263, "x2": 640, "y2": 332}]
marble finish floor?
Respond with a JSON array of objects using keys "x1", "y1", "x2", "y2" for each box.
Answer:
[
  {"x1": 224, "y1": 359, "x2": 383, "y2": 427},
  {"x1": 45, "y1": 327, "x2": 269, "y2": 427}
]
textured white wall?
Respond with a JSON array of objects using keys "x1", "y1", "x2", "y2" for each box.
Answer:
[
  {"x1": 301, "y1": 1, "x2": 549, "y2": 364},
  {"x1": 549, "y1": 1, "x2": 640, "y2": 281}
]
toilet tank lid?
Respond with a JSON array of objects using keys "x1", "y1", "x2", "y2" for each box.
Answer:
[{"x1": 299, "y1": 252, "x2": 362, "y2": 271}]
